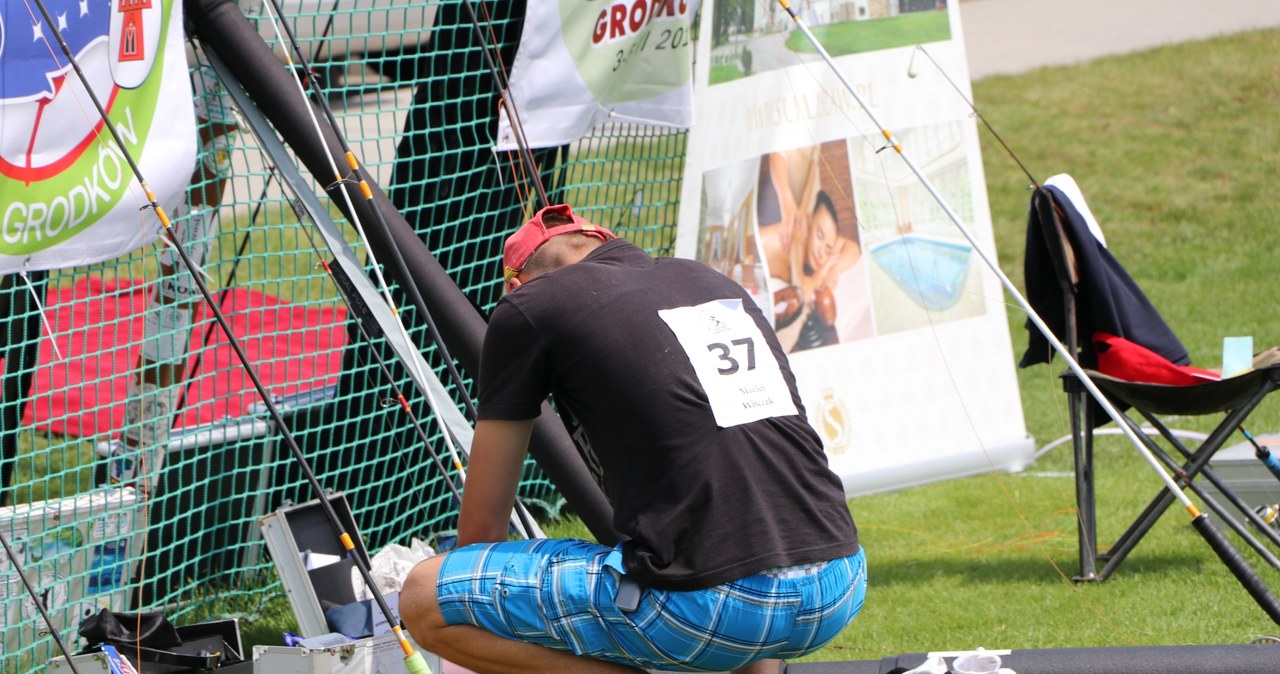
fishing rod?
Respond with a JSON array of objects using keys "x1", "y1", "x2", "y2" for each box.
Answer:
[
  {"x1": 1239, "y1": 426, "x2": 1280, "y2": 483},
  {"x1": 171, "y1": 5, "x2": 344, "y2": 424},
  {"x1": 210, "y1": 42, "x2": 542, "y2": 538},
  {"x1": 247, "y1": 0, "x2": 543, "y2": 540},
  {"x1": 254, "y1": 0, "x2": 480, "y2": 429},
  {"x1": 25, "y1": 0, "x2": 433, "y2": 669},
  {"x1": 774, "y1": 0, "x2": 1280, "y2": 623},
  {"x1": 188, "y1": 0, "x2": 620, "y2": 546}
]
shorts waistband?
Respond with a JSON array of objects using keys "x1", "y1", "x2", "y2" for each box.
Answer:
[{"x1": 759, "y1": 560, "x2": 829, "y2": 579}]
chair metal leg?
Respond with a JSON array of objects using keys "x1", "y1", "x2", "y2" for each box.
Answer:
[
  {"x1": 1142, "y1": 416, "x2": 1280, "y2": 563},
  {"x1": 1096, "y1": 488, "x2": 1178, "y2": 581},
  {"x1": 1093, "y1": 399, "x2": 1274, "y2": 580},
  {"x1": 1065, "y1": 377, "x2": 1099, "y2": 581}
]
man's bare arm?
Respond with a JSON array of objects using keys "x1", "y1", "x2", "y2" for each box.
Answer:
[{"x1": 457, "y1": 418, "x2": 536, "y2": 546}]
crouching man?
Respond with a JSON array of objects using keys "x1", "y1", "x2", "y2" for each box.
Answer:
[{"x1": 401, "y1": 205, "x2": 866, "y2": 674}]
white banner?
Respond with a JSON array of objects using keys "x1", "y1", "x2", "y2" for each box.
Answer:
[
  {"x1": 495, "y1": 0, "x2": 697, "y2": 151},
  {"x1": 0, "y1": 0, "x2": 196, "y2": 273},
  {"x1": 678, "y1": 1, "x2": 1034, "y2": 496}
]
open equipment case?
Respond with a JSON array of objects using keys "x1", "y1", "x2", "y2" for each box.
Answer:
[{"x1": 257, "y1": 492, "x2": 441, "y2": 674}]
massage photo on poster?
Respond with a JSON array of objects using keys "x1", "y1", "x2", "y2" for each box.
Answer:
[
  {"x1": 695, "y1": 121, "x2": 983, "y2": 355},
  {"x1": 696, "y1": 139, "x2": 872, "y2": 354}
]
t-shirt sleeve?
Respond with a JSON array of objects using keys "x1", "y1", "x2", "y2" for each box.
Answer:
[{"x1": 476, "y1": 301, "x2": 549, "y2": 421}]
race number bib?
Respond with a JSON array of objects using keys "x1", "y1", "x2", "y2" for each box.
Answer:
[{"x1": 658, "y1": 299, "x2": 798, "y2": 428}]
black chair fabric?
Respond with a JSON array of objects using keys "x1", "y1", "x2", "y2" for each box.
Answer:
[
  {"x1": 1020, "y1": 183, "x2": 1187, "y2": 370},
  {"x1": 1089, "y1": 367, "x2": 1280, "y2": 417}
]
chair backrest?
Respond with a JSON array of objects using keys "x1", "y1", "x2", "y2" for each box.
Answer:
[
  {"x1": 1026, "y1": 185, "x2": 1082, "y2": 364},
  {"x1": 1030, "y1": 185, "x2": 1079, "y2": 294},
  {"x1": 1019, "y1": 174, "x2": 1189, "y2": 372}
]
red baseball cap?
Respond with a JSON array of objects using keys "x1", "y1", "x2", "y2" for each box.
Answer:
[{"x1": 502, "y1": 204, "x2": 616, "y2": 282}]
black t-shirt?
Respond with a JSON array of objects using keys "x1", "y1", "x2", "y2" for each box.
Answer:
[{"x1": 478, "y1": 239, "x2": 858, "y2": 590}]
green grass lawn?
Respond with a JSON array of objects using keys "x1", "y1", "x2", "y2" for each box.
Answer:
[
  {"x1": 786, "y1": 10, "x2": 952, "y2": 57},
  {"x1": 236, "y1": 26, "x2": 1280, "y2": 664}
]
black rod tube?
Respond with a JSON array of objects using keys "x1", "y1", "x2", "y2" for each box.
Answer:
[{"x1": 185, "y1": 0, "x2": 620, "y2": 545}]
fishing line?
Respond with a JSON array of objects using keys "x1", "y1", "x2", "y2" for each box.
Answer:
[
  {"x1": 771, "y1": 23, "x2": 1239, "y2": 644},
  {"x1": 750, "y1": 9, "x2": 976, "y2": 303},
  {"x1": 256, "y1": 0, "x2": 481, "y2": 433},
  {"x1": 725, "y1": 16, "x2": 1122, "y2": 638},
  {"x1": 756, "y1": 6, "x2": 1034, "y2": 455},
  {"x1": 754, "y1": 7, "x2": 1126, "y2": 626},
  {"x1": 205, "y1": 88, "x2": 465, "y2": 506},
  {"x1": 908, "y1": 45, "x2": 1040, "y2": 189},
  {"x1": 905, "y1": 42, "x2": 1092, "y2": 271},
  {"x1": 24, "y1": 0, "x2": 434, "y2": 667},
  {"x1": 708, "y1": 4, "x2": 1236, "y2": 638},
  {"x1": 200, "y1": 41, "x2": 541, "y2": 540},
  {"x1": 459, "y1": 0, "x2": 549, "y2": 209},
  {"x1": 898, "y1": 38, "x2": 1280, "y2": 634},
  {"x1": 774, "y1": 0, "x2": 1280, "y2": 624},
  {"x1": 897, "y1": 44, "x2": 1112, "y2": 474},
  {"x1": 254, "y1": 0, "x2": 614, "y2": 537},
  {"x1": 294, "y1": 226, "x2": 466, "y2": 510},
  {"x1": 910, "y1": 40, "x2": 1280, "y2": 547},
  {"x1": 250, "y1": 0, "x2": 547, "y2": 540},
  {"x1": 249, "y1": 0, "x2": 548, "y2": 541},
  {"x1": 498, "y1": 143, "x2": 537, "y2": 210},
  {"x1": 171, "y1": 2, "x2": 345, "y2": 423},
  {"x1": 729, "y1": 10, "x2": 1050, "y2": 560},
  {"x1": 16, "y1": 0, "x2": 166, "y2": 661}
]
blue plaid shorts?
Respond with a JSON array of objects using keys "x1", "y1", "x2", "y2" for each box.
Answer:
[{"x1": 436, "y1": 539, "x2": 866, "y2": 672}]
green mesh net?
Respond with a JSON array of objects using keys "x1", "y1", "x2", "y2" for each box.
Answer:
[{"x1": 0, "y1": 1, "x2": 685, "y2": 668}]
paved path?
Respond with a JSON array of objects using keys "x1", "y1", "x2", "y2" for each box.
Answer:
[{"x1": 960, "y1": 0, "x2": 1280, "y2": 79}]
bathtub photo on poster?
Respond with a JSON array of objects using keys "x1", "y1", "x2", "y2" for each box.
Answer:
[
  {"x1": 696, "y1": 139, "x2": 874, "y2": 355},
  {"x1": 849, "y1": 118, "x2": 985, "y2": 334},
  {"x1": 706, "y1": 0, "x2": 952, "y2": 85}
]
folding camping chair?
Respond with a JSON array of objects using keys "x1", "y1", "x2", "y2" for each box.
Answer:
[{"x1": 1021, "y1": 174, "x2": 1280, "y2": 582}]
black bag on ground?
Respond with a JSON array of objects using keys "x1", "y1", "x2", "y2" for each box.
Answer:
[{"x1": 78, "y1": 609, "x2": 240, "y2": 672}]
